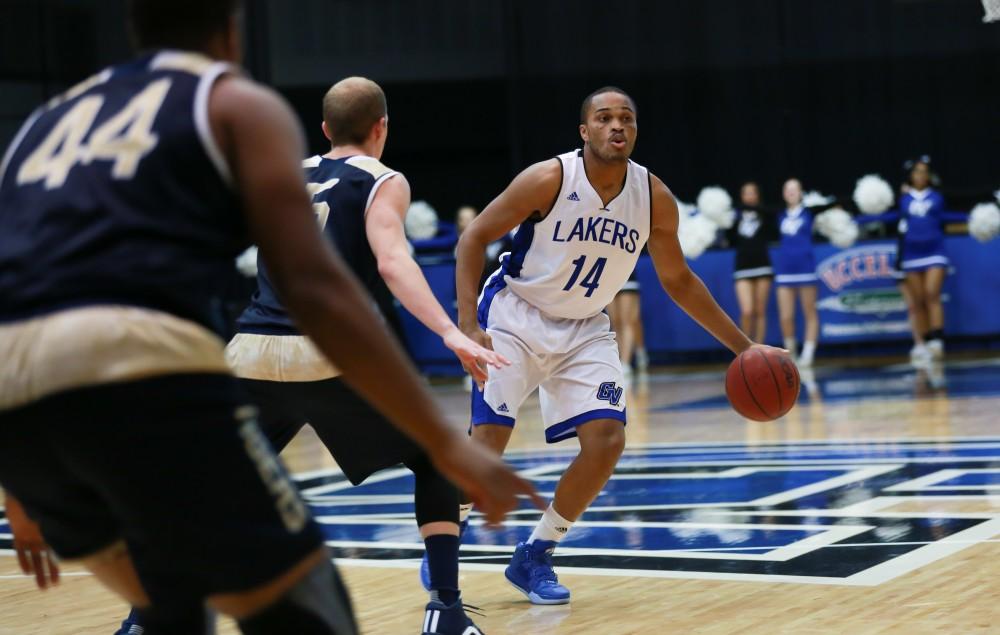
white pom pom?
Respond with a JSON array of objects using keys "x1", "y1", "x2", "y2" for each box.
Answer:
[
  {"x1": 235, "y1": 246, "x2": 258, "y2": 277},
  {"x1": 675, "y1": 199, "x2": 697, "y2": 218},
  {"x1": 853, "y1": 175, "x2": 895, "y2": 215},
  {"x1": 802, "y1": 190, "x2": 835, "y2": 208},
  {"x1": 815, "y1": 207, "x2": 858, "y2": 248},
  {"x1": 994, "y1": 189, "x2": 1000, "y2": 205},
  {"x1": 696, "y1": 186, "x2": 735, "y2": 229},
  {"x1": 969, "y1": 202, "x2": 1000, "y2": 243},
  {"x1": 677, "y1": 212, "x2": 718, "y2": 259},
  {"x1": 404, "y1": 200, "x2": 439, "y2": 239}
]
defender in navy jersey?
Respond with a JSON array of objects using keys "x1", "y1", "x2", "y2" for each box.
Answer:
[
  {"x1": 225, "y1": 76, "x2": 510, "y2": 635},
  {"x1": 455, "y1": 87, "x2": 783, "y2": 606},
  {"x1": 0, "y1": 3, "x2": 534, "y2": 633}
]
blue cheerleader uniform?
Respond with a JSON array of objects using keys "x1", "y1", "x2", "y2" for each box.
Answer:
[
  {"x1": 773, "y1": 206, "x2": 817, "y2": 286},
  {"x1": 871, "y1": 188, "x2": 965, "y2": 273}
]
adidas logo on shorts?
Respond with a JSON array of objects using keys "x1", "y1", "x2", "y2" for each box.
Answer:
[
  {"x1": 497, "y1": 402, "x2": 509, "y2": 413},
  {"x1": 566, "y1": 191, "x2": 580, "y2": 201}
]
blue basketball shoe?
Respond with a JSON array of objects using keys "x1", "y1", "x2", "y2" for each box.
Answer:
[
  {"x1": 421, "y1": 597, "x2": 484, "y2": 635},
  {"x1": 113, "y1": 609, "x2": 144, "y2": 635},
  {"x1": 504, "y1": 540, "x2": 570, "y2": 605},
  {"x1": 420, "y1": 518, "x2": 468, "y2": 590}
]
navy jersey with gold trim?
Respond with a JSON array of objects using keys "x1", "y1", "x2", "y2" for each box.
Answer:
[
  {"x1": 0, "y1": 51, "x2": 244, "y2": 329},
  {"x1": 237, "y1": 154, "x2": 399, "y2": 335}
]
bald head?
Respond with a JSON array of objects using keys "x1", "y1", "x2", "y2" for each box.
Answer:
[{"x1": 322, "y1": 76, "x2": 387, "y2": 147}]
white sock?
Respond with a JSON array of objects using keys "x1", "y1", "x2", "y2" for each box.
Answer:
[
  {"x1": 800, "y1": 340, "x2": 816, "y2": 360},
  {"x1": 458, "y1": 503, "x2": 473, "y2": 524},
  {"x1": 783, "y1": 337, "x2": 798, "y2": 354},
  {"x1": 528, "y1": 504, "x2": 574, "y2": 544}
]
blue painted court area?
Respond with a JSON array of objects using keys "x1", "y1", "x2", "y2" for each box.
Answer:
[
  {"x1": 2, "y1": 438, "x2": 999, "y2": 585},
  {"x1": 298, "y1": 437, "x2": 1000, "y2": 584},
  {"x1": 654, "y1": 359, "x2": 1000, "y2": 411},
  {"x1": 936, "y1": 471, "x2": 1000, "y2": 487}
]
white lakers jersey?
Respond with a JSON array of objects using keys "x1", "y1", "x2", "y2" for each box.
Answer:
[{"x1": 481, "y1": 149, "x2": 651, "y2": 321}]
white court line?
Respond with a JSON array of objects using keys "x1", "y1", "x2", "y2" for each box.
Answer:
[
  {"x1": 316, "y1": 518, "x2": 847, "y2": 531},
  {"x1": 709, "y1": 509, "x2": 998, "y2": 520},
  {"x1": 749, "y1": 465, "x2": 902, "y2": 506},
  {"x1": 884, "y1": 468, "x2": 1000, "y2": 492},
  {"x1": 323, "y1": 522, "x2": 869, "y2": 562},
  {"x1": 846, "y1": 517, "x2": 1000, "y2": 586},
  {"x1": 530, "y1": 467, "x2": 757, "y2": 481},
  {"x1": 329, "y1": 557, "x2": 871, "y2": 587}
]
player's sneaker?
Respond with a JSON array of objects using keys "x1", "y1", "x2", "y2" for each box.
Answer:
[
  {"x1": 113, "y1": 609, "x2": 144, "y2": 635},
  {"x1": 910, "y1": 343, "x2": 932, "y2": 366},
  {"x1": 504, "y1": 540, "x2": 570, "y2": 605},
  {"x1": 420, "y1": 519, "x2": 469, "y2": 591},
  {"x1": 926, "y1": 339, "x2": 944, "y2": 360},
  {"x1": 634, "y1": 347, "x2": 649, "y2": 373},
  {"x1": 421, "y1": 597, "x2": 484, "y2": 635}
]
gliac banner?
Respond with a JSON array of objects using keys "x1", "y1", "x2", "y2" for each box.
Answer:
[{"x1": 815, "y1": 242, "x2": 911, "y2": 342}]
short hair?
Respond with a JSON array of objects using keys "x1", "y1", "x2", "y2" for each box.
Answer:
[
  {"x1": 322, "y1": 77, "x2": 388, "y2": 146},
  {"x1": 580, "y1": 86, "x2": 636, "y2": 123},
  {"x1": 127, "y1": 0, "x2": 242, "y2": 51}
]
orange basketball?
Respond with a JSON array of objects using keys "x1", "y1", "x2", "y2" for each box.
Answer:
[{"x1": 725, "y1": 348, "x2": 800, "y2": 421}]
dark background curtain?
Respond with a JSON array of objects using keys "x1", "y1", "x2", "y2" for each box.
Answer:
[{"x1": 2, "y1": 0, "x2": 997, "y2": 216}]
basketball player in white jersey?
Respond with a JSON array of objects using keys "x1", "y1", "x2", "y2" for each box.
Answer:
[{"x1": 456, "y1": 87, "x2": 777, "y2": 604}]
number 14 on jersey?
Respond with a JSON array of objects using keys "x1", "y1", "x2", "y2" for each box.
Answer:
[{"x1": 563, "y1": 255, "x2": 607, "y2": 297}]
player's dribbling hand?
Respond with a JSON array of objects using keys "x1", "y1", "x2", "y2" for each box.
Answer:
[
  {"x1": 432, "y1": 436, "x2": 545, "y2": 527},
  {"x1": 444, "y1": 326, "x2": 510, "y2": 390},
  {"x1": 746, "y1": 342, "x2": 790, "y2": 355},
  {"x1": 5, "y1": 495, "x2": 60, "y2": 590}
]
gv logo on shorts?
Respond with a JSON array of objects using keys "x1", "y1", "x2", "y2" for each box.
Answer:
[{"x1": 597, "y1": 381, "x2": 623, "y2": 406}]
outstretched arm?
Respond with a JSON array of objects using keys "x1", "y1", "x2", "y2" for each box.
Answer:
[
  {"x1": 365, "y1": 174, "x2": 509, "y2": 384},
  {"x1": 863, "y1": 209, "x2": 902, "y2": 225},
  {"x1": 211, "y1": 76, "x2": 541, "y2": 521},
  {"x1": 646, "y1": 174, "x2": 754, "y2": 355}
]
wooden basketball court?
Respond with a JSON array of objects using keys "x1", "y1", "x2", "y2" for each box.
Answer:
[{"x1": 3, "y1": 355, "x2": 1000, "y2": 634}]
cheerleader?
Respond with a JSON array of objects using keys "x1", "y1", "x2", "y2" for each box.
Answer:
[
  {"x1": 874, "y1": 158, "x2": 965, "y2": 360},
  {"x1": 728, "y1": 181, "x2": 775, "y2": 343},
  {"x1": 609, "y1": 259, "x2": 649, "y2": 377},
  {"x1": 773, "y1": 178, "x2": 819, "y2": 367}
]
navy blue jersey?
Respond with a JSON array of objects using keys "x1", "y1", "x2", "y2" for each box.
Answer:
[
  {"x1": 237, "y1": 155, "x2": 399, "y2": 335},
  {"x1": 0, "y1": 51, "x2": 244, "y2": 329}
]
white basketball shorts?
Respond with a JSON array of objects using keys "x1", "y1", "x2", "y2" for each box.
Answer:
[{"x1": 472, "y1": 286, "x2": 626, "y2": 443}]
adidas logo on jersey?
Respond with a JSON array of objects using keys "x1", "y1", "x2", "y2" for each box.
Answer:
[
  {"x1": 566, "y1": 191, "x2": 580, "y2": 201},
  {"x1": 497, "y1": 403, "x2": 509, "y2": 413}
]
